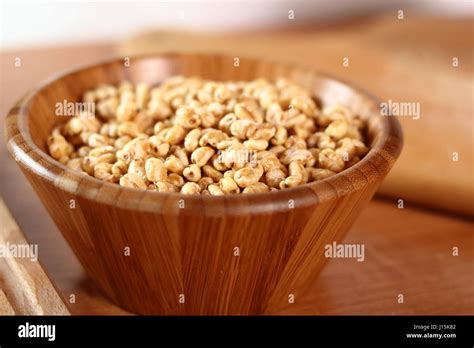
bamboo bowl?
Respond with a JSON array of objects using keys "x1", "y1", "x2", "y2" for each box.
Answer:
[{"x1": 5, "y1": 54, "x2": 402, "y2": 315}]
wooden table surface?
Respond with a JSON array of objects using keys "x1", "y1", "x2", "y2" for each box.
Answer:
[{"x1": 0, "y1": 16, "x2": 473, "y2": 315}]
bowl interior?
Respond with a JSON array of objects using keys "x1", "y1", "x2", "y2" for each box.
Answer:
[
  {"x1": 7, "y1": 54, "x2": 402, "y2": 215},
  {"x1": 25, "y1": 54, "x2": 381, "y2": 153}
]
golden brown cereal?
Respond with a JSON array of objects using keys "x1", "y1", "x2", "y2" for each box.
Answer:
[
  {"x1": 311, "y1": 132, "x2": 336, "y2": 150},
  {"x1": 218, "y1": 113, "x2": 237, "y2": 133},
  {"x1": 252, "y1": 163, "x2": 265, "y2": 179},
  {"x1": 155, "y1": 181, "x2": 178, "y2": 192},
  {"x1": 219, "y1": 177, "x2": 240, "y2": 194},
  {"x1": 47, "y1": 134, "x2": 73, "y2": 160},
  {"x1": 191, "y1": 146, "x2": 215, "y2": 167},
  {"x1": 172, "y1": 147, "x2": 190, "y2": 166},
  {"x1": 242, "y1": 182, "x2": 269, "y2": 194},
  {"x1": 280, "y1": 161, "x2": 305, "y2": 189},
  {"x1": 116, "y1": 102, "x2": 137, "y2": 123},
  {"x1": 290, "y1": 96, "x2": 317, "y2": 116},
  {"x1": 181, "y1": 182, "x2": 201, "y2": 194},
  {"x1": 119, "y1": 135, "x2": 150, "y2": 163},
  {"x1": 318, "y1": 148, "x2": 345, "y2": 172},
  {"x1": 100, "y1": 122, "x2": 119, "y2": 138},
  {"x1": 136, "y1": 83, "x2": 150, "y2": 110},
  {"x1": 307, "y1": 148, "x2": 320, "y2": 167},
  {"x1": 95, "y1": 84, "x2": 117, "y2": 100},
  {"x1": 271, "y1": 126, "x2": 288, "y2": 145},
  {"x1": 47, "y1": 77, "x2": 368, "y2": 194},
  {"x1": 167, "y1": 173, "x2": 185, "y2": 188},
  {"x1": 65, "y1": 117, "x2": 85, "y2": 136},
  {"x1": 279, "y1": 148, "x2": 313, "y2": 166},
  {"x1": 114, "y1": 136, "x2": 132, "y2": 150},
  {"x1": 318, "y1": 105, "x2": 349, "y2": 126},
  {"x1": 223, "y1": 169, "x2": 235, "y2": 179},
  {"x1": 234, "y1": 167, "x2": 260, "y2": 188},
  {"x1": 82, "y1": 156, "x2": 97, "y2": 175},
  {"x1": 87, "y1": 134, "x2": 111, "y2": 148},
  {"x1": 235, "y1": 102, "x2": 262, "y2": 122},
  {"x1": 148, "y1": 98, "x2": 172, "y2": 120},
  {"x1": 165, "y1": 155, "x2": 185, "y2": 175},
  {"x1": 163, "y1": 124, "x2": 186, "y2": 145},
  {"x1": 120, "y1": 172, "x2": 147, "y2": 189},
  {"x1": 246, "y1": 123, "x2": 276, "y2": 141},
  {"x1": 294, "y1": 118, "x2": 316, "y2": 140},
  {"x1": 83, "y1": 90, "x2": 96, "y2": 103},
  {"x1": 211, "y1": 154, "x2": 228, "y2": 171},
  {"x1": 111, "y1": 160, "x2": 128, "y2": 176},
  {"x1": 208, "y1": 184, "x2": 224, "y2": 196},
  {"x1": 268, "y1": 145, "x2": 286, "y2": 157},
  {"x1": 176, "y1": 106, "x2": 201, "y2": 129},
  {"x1": 281, "y1": 111, "x2": 306, "y2": 128},
  {"x1": 214, "y1": 85, "x2": 232, "y2": 103},
  {"x1": 145, "y1": 158, "x2": 167, "y2": 182},
  {"x1": 94, "y1": 163, "x2": 115, "y2": 182},
  {"x1": 200, "y1": 112, "x2": 218, "y2": 128},
  {"x1": 266, "y1": 102, "x2": 283, "y2": 124},
  {"x1": 265, "y1": 167, "x2": 286, "y2": 188},
  {"x1": 202, "y1": 165, "x2": 223, "y2": 182},
  {"x1": 77, "y1": 146, "x2": 91, "y2": 157},
  {"x1": 230, "y1": 119, "x2": 253, "y2": 139},
  {"x1": 325, "y1": 119, "x2": 348, "y2": 140},
  {"x1": 309, "y1": 168, "x2": 337, "y2": 181},
  {"x1": 118, "y1": 121, "x2": 140, "y2": 138},
  {"x1": 95, "y1": 152, "x2": 116, "y2": 165},
  {"x1": 184, "y1": 128, "x2": 201, "y2": 152},
  {"x1": 66, "y1": 158, "x2": 83, "y2": 171},
  {"x1": 259, "y1": 153, "x2": 280, "y2": 172},
  {"x1": 199, "y1": 129, "x2": 228, "y2": 147},
  {"x1": 128, "y1": 159, "x2": 146, "y2": 179},
  {"x1": 183, "y1": 164, "x2": 201, "y2": 182},
  {"x1": 97, "y1": 97, "x2": 118, "y2": 119},
  {"x1": 243, "y1": 139, "x2": 268, "y2": 151},
  {"x1": 198, "y1": 177, "x2": 214, "y2": 191},
  {"x1": 88, "y1": 145, "x2": 115, "y2": 157},
  {"x1": 149, "y1": 135, "x2": 170, "y2": 157}
]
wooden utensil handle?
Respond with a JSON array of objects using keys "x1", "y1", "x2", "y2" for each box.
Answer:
[{"x1": 0, "y1": 198, "x2": 69, "y2": 315}]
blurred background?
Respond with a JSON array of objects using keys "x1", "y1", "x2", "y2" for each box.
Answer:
[
  {"x1": 0, "y1": 0, "x2": 473, "y2": 315},
  {"x1": 1, "y1": 0, "x2": 472, "y2": 49}
]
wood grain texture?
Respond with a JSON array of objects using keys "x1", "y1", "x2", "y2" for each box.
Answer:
[
  {"x1": 0, "y1": 289, "x2": 15, "y2": 315},
  {"x1": 0, "y1": 198, "x2": 69, "y2": 315},
  {"x1": 271, "y1": 199, "x2": 474, "y2": 315},
  {"x1": 4, "y1": 54, "x2": 402, "y2": 314},
  {"x1": 120, "y1": 15, "x2": 474, "y2": 215}
]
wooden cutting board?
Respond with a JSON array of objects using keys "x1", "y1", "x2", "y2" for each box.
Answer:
[
  {"x1": 0, "y1": 198, "x2": 69, "y2": 315},
  {"x1": 120, "y1": 15, "x2": 474, "y2": 216}
]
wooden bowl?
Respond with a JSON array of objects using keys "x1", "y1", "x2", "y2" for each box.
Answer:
[{"x1": 5, "y1": 54, "x2": 403, "y2": 315}]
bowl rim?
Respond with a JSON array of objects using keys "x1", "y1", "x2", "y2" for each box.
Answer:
[{"x1": 5, "y1": 53, "x2": 403, "y2": 216}]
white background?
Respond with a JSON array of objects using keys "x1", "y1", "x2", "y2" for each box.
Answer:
[{"x1": 1, "y1": 0, "x2": 472, "y2": 50}]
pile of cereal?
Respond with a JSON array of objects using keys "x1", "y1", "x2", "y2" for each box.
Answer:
[{"x1": 47, "y1": 77, "x2": 368, "y2": 195}]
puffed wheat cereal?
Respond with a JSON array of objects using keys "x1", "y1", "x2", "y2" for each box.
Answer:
[{"x1": 47, "y1": 77, "x2": 369, "y2": 194}]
